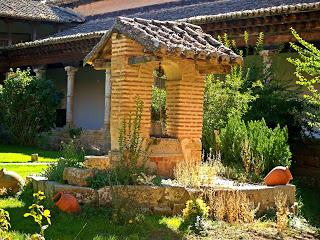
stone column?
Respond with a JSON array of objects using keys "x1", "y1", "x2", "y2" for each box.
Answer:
[
  {"x1": 104, "y1": 68, "x2": 111, "y2": 131},
  {"x1": 65, "y1": 66, "x2": 78, "y2": 126},
  {"x1": 33, "y1": 66, "x2": 46, "y2": 79},
  {"x1": 259, "y1": 50, "x2": 274, "y2": 84}
]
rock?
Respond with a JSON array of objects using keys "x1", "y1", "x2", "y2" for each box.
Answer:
[
  {"x1": 0, "y1": 168, "x2": 25, "y2": 194},
  {"x1": 54, "y1": 184, "x2": 98, "y2": 205},
  {"x1": 63, "y1": 167, "x2": 94, "y2": 187},
  {"x1": 97, "y1": 186, "x2": 112, "y2": 206},
  {"x1": 84, "y1": 156, "x2": 111, "y2": 170},
  {"x1": 153, "y1": 206, "x2": 172, "y2": 216},
  {"x1": 172, "y1": 203, "x2": 186, "y2": 215}
]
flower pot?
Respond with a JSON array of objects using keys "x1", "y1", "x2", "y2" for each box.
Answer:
[
  {"x1": 264, "y1": 166, "x2": 293, "y2": 186},
  {"x1": 53, "y1": 192, "x2": 81, "y2": 214}
]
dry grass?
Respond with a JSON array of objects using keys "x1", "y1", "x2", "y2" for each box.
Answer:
[
  {"x1": 275, "y1": 191, "x2": 289, "y2": 231},
  {"x1": 173, "y1": 153, "x2": 222, "y2": 188},
  {"x1": 205, "y1": 189, "x2": 255, "y2": 224}
]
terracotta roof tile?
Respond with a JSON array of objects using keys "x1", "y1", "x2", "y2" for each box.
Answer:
[
  {"x1": 85, "y1": 17, "x2": 243, "y2": 65},
  {"x1": 0, "y1": 0, "x2": 84, "y2": 23}
]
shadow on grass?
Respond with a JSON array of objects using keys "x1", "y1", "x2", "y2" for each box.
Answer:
[
  {"x1": 3, "y1": 201, "x2": 183, "y2": 240},
  {"x1": 295, "y1": 184, "x2": 320, "y2": 229}
]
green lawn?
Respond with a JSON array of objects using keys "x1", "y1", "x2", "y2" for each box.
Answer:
[
  {"x1": 0, "y1": 144, "x2": 59, "y2": 163},
  {"x1": 0, "y1": 164, "x2": 49, "y2": 178},
  {"x1": 0, "y1": 198, "x2": 182, "y2": 240}
]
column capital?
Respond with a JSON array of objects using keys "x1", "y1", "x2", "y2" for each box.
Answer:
[
  {"x1": 64, "y1": 66, "x2": 78, "y2": 75},
  {"x1": 33, "y1": 65, "x2": 46, "y2": 79}
]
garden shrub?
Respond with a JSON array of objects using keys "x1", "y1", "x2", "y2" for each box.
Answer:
[
  {"x1": 0, "y1": 208, "x2": 11, "y2": 239},
  {"x1": 221, "y1": 116, "x2": 291, "y2": 177},
  {"x1": 0, "y1": 69, "x2": 62, "y2": 145},
  {"x1": 206, "y1": 190, "x2": 255, "y2": 223},
  {"x1": 202, "y1": 66, "x2": 256, "y2": 154},
  {"x1": 220, "y1": 115, "x2": 247, "y2": 167},
  {"x1": 44, "y1": 140, "x2": 85, "y2": 183},
  {"x1": 180, "y1": 198, "x2": 209, "y2": 235}
]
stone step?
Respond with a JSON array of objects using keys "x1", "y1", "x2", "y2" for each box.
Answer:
[{"x1": 84, "y1": 155, "x2": 112, "y2": 170}]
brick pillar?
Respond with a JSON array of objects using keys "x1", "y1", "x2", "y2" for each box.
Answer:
[
  {"x1": 65, "y1": 66, "x2": 78, "y2": 126},
  {"x1": 110, "y1": 34, "x2": 156, "y2": 151},
  {"x1": 166, "y1": 59, "x2": 206, "y2": 161}
]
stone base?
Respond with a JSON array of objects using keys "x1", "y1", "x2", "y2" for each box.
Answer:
[{"x1": 30, "y1": 176, "x2": 296, "y2": 216}]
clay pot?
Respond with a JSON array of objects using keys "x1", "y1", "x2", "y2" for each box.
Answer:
[
  {"x1": 264, "y1": 166, "x2": 293, "y2": 186},
  {"x1": 53, "y1": 192, "x2": 81, "y2": 214}
]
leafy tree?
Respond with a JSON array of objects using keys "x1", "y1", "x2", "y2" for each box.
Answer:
[
  {"x1": 0, "y1": 69, "x2": 62, "y2": 145},
  {"x1": 288, "y1": 28, "x2": 320, "y2": 129}
]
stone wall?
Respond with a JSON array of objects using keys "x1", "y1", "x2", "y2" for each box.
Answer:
[
  {"x1": 44, "y1": 128, "x2": 110, "y2": 154},
  {"x1": 31, "y1": 176, "x2": 296, "y2": 216}
]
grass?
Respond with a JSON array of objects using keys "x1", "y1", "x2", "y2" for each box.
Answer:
[
  {"x1": 0, "y1": 164, "x2": 49, "y2": 178},
  {"x1": 296, "y1": 183, "x2": 320, "y2": 228},
  {"x1": 0, "y1": 144, "x2": 59, "y2": 163},
  {"x1": 0, "y1": 198, "x2": 182, "y2": 240},
  {"x1": 0, "y1": 196, "x2": 318, "y2": 240}
]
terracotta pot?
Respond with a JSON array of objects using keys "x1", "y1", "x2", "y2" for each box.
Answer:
[
  {"x1": 53, "y1": 192, "x2": 81, "y2": 214},
  {"x1": 264, "y1": 166, "x2": 293, "y2": 186}
]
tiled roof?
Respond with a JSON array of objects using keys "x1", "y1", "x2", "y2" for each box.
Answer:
[
  {"x1": 53, "y1": 0, "x2": 320, "y2": 37},
  {"x1": 85, "y1": 17, "x2": 243, "y2": 65},
  {"x1": 43, "y1": 0, "x2": 94, "y2": 7},
  {"x1": 3, "y1": 31, "x2": 105, "y2": 50},
  {"x1": 185, "y1": 1, "x2": 320, "y2": 24},
  {"x1": 0, "y1": 0, "x2": 84, "y2": 23}
]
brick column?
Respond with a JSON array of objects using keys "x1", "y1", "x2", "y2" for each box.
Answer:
[
  {"x1": 65, "y1": 66, "x2": 78, "y2": 126},
  {"x1": 166, "y1": 59, "x2": 206, "y2": 162},
  {"x1": 110, "y1": 34, "x2": 156, "y2": 151}
]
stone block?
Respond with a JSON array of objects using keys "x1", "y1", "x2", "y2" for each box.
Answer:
[
  {"x1": 63, "y1": 167, "x2": 94, "y2": 187},
  {"x1": 153, "y1": 206, "x2": 172, "y2": 216},
  {"x1": 172, "y1": 203, "x2": 186, "y2": 215},
  {"x1": 84, "y1": 156, "x2": 111, "y2": 170},
  {"x1": 97, "y1": 186, "x2": 112, "y2": 206},
  {"x1": 54, "y1": 184, "x2": 98, "y2": 205}
]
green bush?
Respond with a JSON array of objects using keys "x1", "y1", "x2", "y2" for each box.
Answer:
[
  {"x1": 202, "y1": 66, "x2": 256, "y2": 154},
  {"x1": 0, "y1": 69, "x2": 62, "y2": 145},
  {"x1": 221, "y1": 116, "x2": 291, "y2": 176},
  {"x1": 44, "y1": 140, "x2": 85, "y2": 182},
  {"x1": 220, "y1": 115, "x2": 247, "y2": 166},
  {"x1": 180, "y1": 198, "x2": 209, "y2": 235}
]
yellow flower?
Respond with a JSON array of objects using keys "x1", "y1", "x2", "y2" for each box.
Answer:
[{"x1": 129, "y1": 220, "x2": 133, "y2": 224}]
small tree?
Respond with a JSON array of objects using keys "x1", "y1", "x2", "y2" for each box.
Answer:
[
  {"x1": 288, "y1": 28, "x2": 320, "y2": 129},
  {"x1": 0, "y1": 69, "x2": 62, "y2": 145}
]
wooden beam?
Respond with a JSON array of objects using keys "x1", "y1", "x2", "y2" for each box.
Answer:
[
  {"x1": 128, "y1": 55, "x2": 160, "y2": 65},
  {"x1": 93, "y1": 58, "x2": 111, "y2": 70}
]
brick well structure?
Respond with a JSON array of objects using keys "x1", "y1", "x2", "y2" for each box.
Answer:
[{"x1": 85, "y1": 17, "x2": 242, "y2": 176}]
